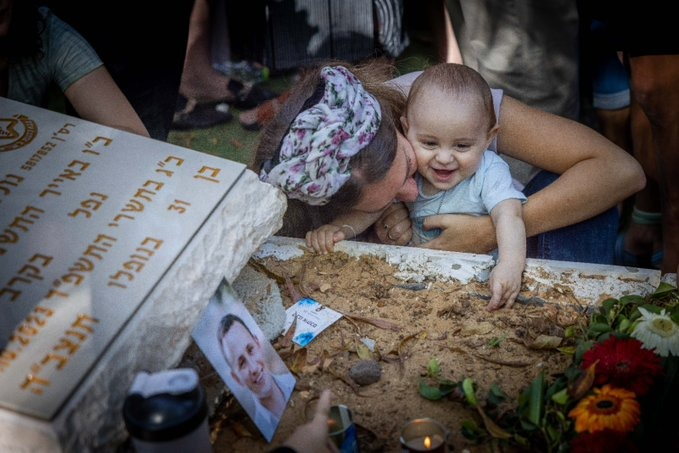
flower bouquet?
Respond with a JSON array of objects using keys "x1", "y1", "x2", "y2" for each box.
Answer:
[{"x1": 454, "y1": 281, "x2": 679, "y2": 452}]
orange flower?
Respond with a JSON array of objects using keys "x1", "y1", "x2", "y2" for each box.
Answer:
[{"x1": 569, "y1": 385, "x2": 640, "y2": 434}]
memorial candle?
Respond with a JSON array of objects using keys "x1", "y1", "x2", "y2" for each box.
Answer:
[
  {"x1": 328, "y1": 405, "x2": 359, "y2": 452},
  {"x1": 400, "y1": 418, "x2": 447, "y2": 452}
]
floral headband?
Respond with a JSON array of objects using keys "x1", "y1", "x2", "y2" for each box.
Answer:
[{"x1": 259, "y1": 66, "x2": 382, "y2": 206}]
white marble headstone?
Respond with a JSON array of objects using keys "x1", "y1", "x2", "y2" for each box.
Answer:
[{"x1": 0, "y1": 97, "x2": 286, "y2": 451}]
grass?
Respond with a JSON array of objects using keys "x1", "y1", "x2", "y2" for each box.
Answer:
[{"x1": 167, "y1": 37, "x2": 438, "y2": 165}]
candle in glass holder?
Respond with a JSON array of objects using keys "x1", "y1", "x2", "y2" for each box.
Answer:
[
  {"x1": 327, "y1": 405, "x2": 359, "y2": 452},
  {"x1": 400, "y1": 418, "x2": 447, "y2": 452}
]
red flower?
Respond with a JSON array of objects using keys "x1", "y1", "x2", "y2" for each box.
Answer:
[
  {"x1": 581, "y1": 336, "x2": 663, "y2": 396},
  {"x1": 570, "y1": 430, "x2": 639, "y2": 453}
]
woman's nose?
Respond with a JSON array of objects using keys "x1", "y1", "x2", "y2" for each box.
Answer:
[{"x1": 395, "y1": 176, "x2": 419, "y2": 202}]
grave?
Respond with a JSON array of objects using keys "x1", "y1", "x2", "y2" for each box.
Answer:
[
  {"x1": 206, "y1": 236, "x2": 669, "y2": 451},
  {"x1": 0, "y1": 97, "x2": 286, "y2": 452}
]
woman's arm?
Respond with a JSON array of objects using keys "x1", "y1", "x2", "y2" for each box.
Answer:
[
  {"x1": 499, "y1": 96, "x2": 644, "y2": 234},
  {"x1": 64, "y1": 67, "x2": 150, "y2": 137},
  {"x1": 420, "y1": 96, "x2": 645, "y2": 252}
]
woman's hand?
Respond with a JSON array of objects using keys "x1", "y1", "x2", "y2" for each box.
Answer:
[
  {"x1": 374, "y1": 202, "x2": 412, "y2": 245},
  {"x1": 420, "y1": 214, "x2": 497, "y2": 253}
]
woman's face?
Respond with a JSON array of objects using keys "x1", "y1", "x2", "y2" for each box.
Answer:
[{"x1": 352, "y1": 132, "x2": 419, "y2": 213}]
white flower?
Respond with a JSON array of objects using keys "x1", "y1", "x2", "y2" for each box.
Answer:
[{"x1": 631, "y1": 307, "x2": 679, "y2": 357}]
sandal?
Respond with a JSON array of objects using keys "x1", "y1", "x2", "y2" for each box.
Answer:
[
  {"x1": 614, "y1": 207, "x2": 663, "y2": 269},
  {"x1": 614, "y1": 232, "x2": 663, "y2": 269},
  {"x1": 171, "y1": 96, "x2": 233, "y2": 130},
  {"x1": 239, "y1": 91, "x2": 290, "y2": 131}
]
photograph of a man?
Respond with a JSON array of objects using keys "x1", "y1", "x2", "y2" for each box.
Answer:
[
  {"x1": 191, "y1": 280, "x2": 295, "y2": 442},
  {"x1": 218, "y1": 313, "x2": 295, "y2": 438}
]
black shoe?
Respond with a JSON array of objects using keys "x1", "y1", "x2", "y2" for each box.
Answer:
[
  {"x1": 227, "y1": 79, "x2": 278, "y2": 110},
  {"x1": 172, "y1": 96, "x2": 233, "y2": 130}
]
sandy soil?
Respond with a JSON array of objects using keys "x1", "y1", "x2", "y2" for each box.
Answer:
[{"x1": 182, "y1": 250, "x2": 589, "y2": 452}]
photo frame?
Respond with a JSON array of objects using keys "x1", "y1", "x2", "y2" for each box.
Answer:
[{"x1": 192, "y1": 279, "x2": 296, "y2": 442}]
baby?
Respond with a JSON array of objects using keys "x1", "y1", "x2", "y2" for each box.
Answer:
[{"x1": 307, "y1": 63, "x2": 527, "y2": 310}]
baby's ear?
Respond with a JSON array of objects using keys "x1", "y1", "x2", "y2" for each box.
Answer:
[
  {"x1": 486, "y1": 124, "x2": 500, "y2": 146},
  {"x1": 400, "y1": 116, "x2": 409, "y2": 133}
]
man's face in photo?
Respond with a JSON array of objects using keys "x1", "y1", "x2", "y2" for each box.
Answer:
[{"x1": 221, "y1": 321, "x2": 275, "y2": 399}]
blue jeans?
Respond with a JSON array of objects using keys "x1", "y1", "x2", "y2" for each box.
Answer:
[{"x1": 523, "y1": 171, "x2": 618, "y2": 264}]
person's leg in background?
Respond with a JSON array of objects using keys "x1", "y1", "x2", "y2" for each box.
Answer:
[
  {"x1": 598, "y1": 1, "x2": 679, "y2": 274},
  {"x1": 582, "y1": 18, "x2": 663, "y2": 269},
  {"x1": 628, "y1": 54, "x2": 679, "y2": 274},
  {"x1": 425, "y1": 0, "x2": 462, "y2": 64},
  {"x1": 180, "y1": 0, "x2": 243, "y2": 104},
  {"x1": 617, "y1": 100, "x2": 663, "y2": 268},
  {"x1": 173, "y1": 0, "x2": 277, "y2": 130},
  {"x1": 588, "y1": 19, "x2": 632, "y2": 153}
]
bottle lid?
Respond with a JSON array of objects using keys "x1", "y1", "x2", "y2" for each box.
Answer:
[{"x1": 123, "y1": 368, "x2": 207, "y2": 442}]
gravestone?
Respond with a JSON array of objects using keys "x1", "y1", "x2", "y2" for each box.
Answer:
[{"x1": 0, "y1": 97, "x2": 286, "y2": 452}]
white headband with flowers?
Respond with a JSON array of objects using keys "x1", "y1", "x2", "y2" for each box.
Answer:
[{"x1": 259, "y1": 65, "x2": 382, "y2": 206}]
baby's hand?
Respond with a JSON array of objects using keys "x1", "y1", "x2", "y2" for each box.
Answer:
[
  {"x1": 306, "y1": 224, "x2": 348, "y2": 254},
  {"x1": 487, "y1": 261, "x2": 522, "y2": 311}
]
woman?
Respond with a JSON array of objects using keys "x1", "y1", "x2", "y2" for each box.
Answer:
[
  {"x1": 252, "y1": 59, "x2": 645, "y2": 264},
  {"x1": 0, "y1": 0, "x2": 149, "y2": 137}
]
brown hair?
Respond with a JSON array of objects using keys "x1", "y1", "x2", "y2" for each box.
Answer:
[
  {"x1": 250, "y1": 58, "x2": 406, "y2": 236},
  {"x1": 406, "y1": 63, "x2": 496, "y2": 132}
]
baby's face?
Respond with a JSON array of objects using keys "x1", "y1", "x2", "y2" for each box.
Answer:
[{"x1": 403, "y1": 87, "x2": 492, "y2": 195}]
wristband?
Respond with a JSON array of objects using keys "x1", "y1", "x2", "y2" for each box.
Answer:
[
  {"x1": 342, "y1": 224, "x2": 357, "y2": 238},
  {"x1": 631, "y1": 207, "x2": 662, "y2": 225}
]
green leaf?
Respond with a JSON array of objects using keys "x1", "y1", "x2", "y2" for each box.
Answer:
[
  {"x1": 488, "y1": 336, "x2": 506, "y2": 348},
  {"x1": 487, "y1": 383, "x2": 508, "y2": 407},
  {"x1": 601, "y1": 298, "x2": 617, "y2": 312},
  {"x1": 461, "y1": 419, "x2": 483, "y2": 442},
  {"x1": 618, "y1": 317, "x2": 631, "y2": 333},
  {"x1": 418, "y1": 378, "x2": 457, "y2": 400},
  {"x1": 546, "y1": 424, "x2": 561, "y2": 444},
  {"x1": 462, "y1": 378, "x2": 478, "y2": 407},
  {"x1": 551, "y1": 387, "x2": 569, "y2": 405},
  {"x1": 620, "y1": 294, "x2": 645, "y2": 306},
  {"x1": 513, "y1": 433, "x2": 530, "y2": 447},
  {"x1": 525, "y1": 372, "x2": 545, "y2": 426},
  {"x1": 427, "y1": 358, "x2": 441, "y2": 377},
  {"x1": 556, "y1": 346, "x2": 577, "y2": 355},
  {"x1": 671, "y1": 308, "x2": 679, "y2": 324},
  {"x1": 587, "y1": 322, "x2": 612, "y2": 338},
  {"x1": 419, "y1": 379, "x2": 444, "y2": 400},
  {"x1": 519, "y1": 418, "x2": 539, "y2": 432},
  {"x1": 564, "y1": 325, "x2": 578, "y2": 339},
  {"x1": 574, "y1": 340, "x2": 594, "y2": 363},
  {"x1": 639, "y1": 304, "x2": 662, "y2": 315},
  {"x1": 438, "y1": 379, "x2": 458, "y2": 397},
  {"x1": 651, "y1": 282, "x2": 677, "y2": 298}
]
